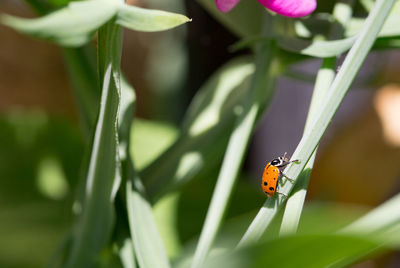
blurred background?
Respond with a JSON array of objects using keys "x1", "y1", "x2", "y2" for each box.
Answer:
[{"x1": 1, "y1": 0, "x2": 400, "y2": 267}]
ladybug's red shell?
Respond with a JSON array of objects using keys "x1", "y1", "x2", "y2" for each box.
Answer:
[{"x1": 261, "y1": 163, "x2": 280, "y2": 197}]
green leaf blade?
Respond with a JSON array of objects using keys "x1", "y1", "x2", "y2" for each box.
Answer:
[
  {"x1": 277, "y1": 36, "x2": 357, "y2": 58},
  {"x1": 116, "y1": 4, "x2": 190, "y2": 32},
  {"x1": 1, "y1": 0, "x2": 118, "y2": 47},
  {"x1": 65, "y1": 20, "x2": 123, "y2": 267},
  {"x1": 142, "y1": 57, "x2": 254, "y2": 200},
  {"x1": 239, "y1": 0, "x2": 397, "y2": 248},
  {"x1": 126, "y1": 179, "x2": 171, "y2": 268}
]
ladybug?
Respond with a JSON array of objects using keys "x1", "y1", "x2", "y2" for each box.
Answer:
[{"x1": 261, "y1": 154, "x2": 299, "y2": 197}]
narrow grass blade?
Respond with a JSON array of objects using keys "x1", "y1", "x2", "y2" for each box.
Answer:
[
  {"x1": 191, "y1": 16, "x2": 278, "y2": 266},
  {"x1": 238, "y1": 0, "x2": 397, "y2": 248},
  {"x1": 280, "y1": 0, "x2": 355, "y2": 235},
  {"x1": 279, "y1": 76, "x2": 327, "y2": 233},
  {"x1": 118, "y1": 237, "x2": 137, "y2": 268},
  {"x1": 116, "y1": 4, "x2": 191, "y2": 32},
  {"x1": 114, "y1": 75, "x2": 137, "y2": 268},
  {"x1": 107, "y1": 42, "x2": 171, "y2": 268},
  {"x1": 119, "y1": 51, "x2": 171, "y2": 268},
  {"x1": 126, "y1": 176, "x2": 171, "y2": 268},
  {"x1": 65, "y1": 20, "x2": 123, "y2": 267}
]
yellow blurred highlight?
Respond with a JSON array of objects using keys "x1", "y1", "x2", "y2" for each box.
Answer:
[
  {"x1": 309, "y1": 84, "x2": 400, "y2": 205},
  {"x1": 374, "y1": 84, "x2": 400, "y2": 147},
  {"x1": 36, "y1": 156, "x2": 69, "y2": 200}
]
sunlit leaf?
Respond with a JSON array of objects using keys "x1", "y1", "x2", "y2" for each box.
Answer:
[
  {"x1": 116, "y1": 4, "x2": 191, "y2": 32},
  {"x1": 65, "y1": 20, "x2": 122, "y2": 267},
  {"x1": 1, "y1": 0, "x2": 117, "y2": 47},
  {"x1": 141, "y1": 57, "x2": 254, "y2": 200},
  {"x1": 277, "y1": 36, "x2": 357, "y2": 57}
]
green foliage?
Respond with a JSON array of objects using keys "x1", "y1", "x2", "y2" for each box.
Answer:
[
  {"x1": 2, "y1": 0, "x2": 400, "y2": 267},
  {"x1": 0, "y1": 112, "x2": 83, "y2": 267},
  {"x1": 239, "y1": 0, "x2": 397, "y2": 248},
  {"x1": 205, "y1": 233, "x2": 385, "y2": 268},
  {"x1": 65, "y1": 19, "x2": 123, "y2": 268},
  {"x1": 2, "y1": 0, "x2": 118, "y2": 47},
  {"x1": 141, "y1": 56, "x2": 254, "y2": 200},
  {"x1": 2, "y1": 0, "x2": 190, "y2": 47}
]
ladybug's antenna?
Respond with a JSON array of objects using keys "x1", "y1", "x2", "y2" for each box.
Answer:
[{"x1": 283, "y1": 152, "x2": 287, "y2": 160}]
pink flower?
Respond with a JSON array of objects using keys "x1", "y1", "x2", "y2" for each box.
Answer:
[{"x1": 216, "y1": 0, "x2": 317, "y2": 18}]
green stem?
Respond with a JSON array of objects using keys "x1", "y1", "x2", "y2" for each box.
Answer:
[
  {"x1": 65, "y1": 19, "x2": 122, "y2": 267},
  {"x1": 279, "y1": 0, "x2": 354, "y2": 235},
  {"x1": 279, "y1": 58, "x2": 336, "y2": 235},
  {"x1": 190, "y1": 16, "x2": 277, "y2": 268},
  {"x1": 238, "y1": 0, "x2": 396, "y2": 248}
]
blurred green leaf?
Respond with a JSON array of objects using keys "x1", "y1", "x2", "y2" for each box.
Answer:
[
  {"x1": 177, "y1": 173, "x2": 263, "y2": 244},
  {"x1": 118, "y1": 67, "x2": 171, "y2": 268},
  {"x1": 25, "y1": 0, "x2": 79, "y2": 14},
  {"x1": 347, "y1": 1, "x2": 400, "y2": 38},
  {"x1": 141, "y1": 57, "x2": 254, "y2": 201},
  {"x1": 1, "y1": 0, "x2": 118, "y2": 47},
  {"x1": 234, "y1": 34, "x2": 357, "y2": 58},
  {"x1": 154, "y1": 193, "x2": 182, "y2": 258},
  {"x1": 116, "y1": 4, "x2": 191, "y2": 32},
  {"x1": 277, "y1": 35, "x2": 357, "y2": 57},
  {"x1": 118, "y1": 237, "x2": 137, "y2": 268},
  {"x1": 114, "y1": 75, "x2": 137, "y2": 268},
  {"x1": 119, "y1": 73, "x2": 173, "y2": 268},
  {"x1": 0, "y1": 111, "x2": 82, "y2": 267},
  {"x1": 131, "y1": 120, "x2": 178, "y2": 171},
  {"x1": 2, "y1": 0, "x2": 190, "y2": 47},
  {"x1": 0, "y1": 203, "x2": 69, "y2": 268},
  {"x1": 373, "y1": 36, "x2": 400, "y2": 49},
  {"x1": 205, "y1": 233, "x2": 388, "y2": 268},
  {"x1": 37, "y1": 156, "x2": 69, "y2": 200},
  {"x1": 126, "y1": 176, "x2": 171, "y2": 268}
]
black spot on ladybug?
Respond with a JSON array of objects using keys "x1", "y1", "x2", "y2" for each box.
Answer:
[
  {"x1": 264, "y1": 182, "x2": 268, "y2": 186},
  {"x1": 274, "y1": 177, "x2": 276, "y2": 180},
  {"x1": 265, "y1": 191, "x2": 268, "y2": 194},
  {"x1": 269, "y1": 187, "x2": 274, "y2": 191}
]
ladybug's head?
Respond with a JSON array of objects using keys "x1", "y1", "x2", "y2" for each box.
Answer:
[
  {"x1": 270, "y1": 154, "x2": 299, "y2": 167},
  {"x1": 270, "y1": 157, "x2": 285, "y2": 167}
]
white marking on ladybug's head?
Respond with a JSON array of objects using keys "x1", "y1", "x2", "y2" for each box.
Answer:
[{"x1": 270, "y1": 157, "x2": 284, "y2": 167}]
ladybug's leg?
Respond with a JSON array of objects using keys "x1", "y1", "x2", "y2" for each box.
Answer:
[
  {"x1": 281, "y1": 172, "x2": 294, "y2": 182},
  {"x1": 275, "y1": 191, "x2": 287, "y2": 197},
  {"x1": 276, "y1": 177, "x2": 288, "y2": 197}
]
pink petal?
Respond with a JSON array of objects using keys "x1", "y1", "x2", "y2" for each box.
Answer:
[
  {"x1": 216, "y1": 0, "x2": 241, "y2": 13},
  {"x1": 258, "y1": 0, "x2": 317, "y2": 17}
]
